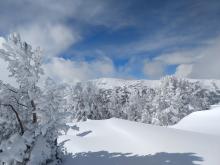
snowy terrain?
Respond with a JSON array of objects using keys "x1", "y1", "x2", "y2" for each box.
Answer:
[
  {"x1": 172, "y1": 105, "x2": 220, "y2": 136},
  {"x1": 58, "y1": 105, "x2": 220, "y2": 165}
]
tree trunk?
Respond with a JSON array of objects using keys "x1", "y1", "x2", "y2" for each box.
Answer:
[{"x1": 31, "y1": 100, "x2": 37, "y2": 123}]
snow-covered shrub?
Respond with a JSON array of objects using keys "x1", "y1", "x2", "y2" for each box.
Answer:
[{"x1": 0, "y1": 33, "x2": 71, "y2": 164}]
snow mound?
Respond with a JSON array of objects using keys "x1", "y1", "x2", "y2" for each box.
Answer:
[
  {"x1": 59, "y1": 118, "x2": 220, "y2": 165},
  {"x1": 172, "y1": 105, "x2": 220, "y2": 136}
]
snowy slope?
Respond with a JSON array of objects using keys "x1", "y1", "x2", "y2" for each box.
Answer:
[
  {"x1": 58, "y1": 118, "x2": 220, "y2": 165},
  {"x1": 172, "y1": 105, "x2": 220, "y2": 136}
]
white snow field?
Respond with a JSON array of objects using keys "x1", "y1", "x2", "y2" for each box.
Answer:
[
  {"x1": 58, "y1": 107, "x2": 220, "y2": 165},
  {"x1": 172, "y1": 105, "x2": 220, "y2": 136}
]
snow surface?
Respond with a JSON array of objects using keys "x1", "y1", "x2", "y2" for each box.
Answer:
[
  {"x1": 59, "y1": 116, "x2": 220, "y2": 165},
  {"x1": 172, "y1": 105, "x2": 220, "y2": 136}
]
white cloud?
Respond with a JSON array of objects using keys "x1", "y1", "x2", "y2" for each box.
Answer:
[
  {"x1": 143, "y1": 60, "x2": 165, "y2": 79},
  {"x1": 171, "y1": 37, "x2": 220, "y2": 79},
  {"x1": 90, "y1": 57, "x2": 115, "y2": 76},
  {"x1": 150, "y1": 36, "x2": 220, "y2": 79},
  {"x1": 43, "y1": 56, "x2": 116, "y2": 84},
  {"x1": 175, "y1": 64, "x2": 193, "y2": 78},
  {"x1": 16, "y1": 23, "x2": 80, "y2": 58},
  {"x1": 0, "y1": 59, "x2": 17, "y2": 86},
  {"x1": 155, "y1": 51, "x2": 203, "y2": 65},
  {"x1": 0, "y1": 37, "x2": 17, "y2": 86},
  {"x1": 187, "y1": 39, "x2": 220, "y2": 79}
]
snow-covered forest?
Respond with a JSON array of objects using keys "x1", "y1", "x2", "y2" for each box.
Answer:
[{"x1": 67, "y1": 77, "x2": 220, "y2": 125}]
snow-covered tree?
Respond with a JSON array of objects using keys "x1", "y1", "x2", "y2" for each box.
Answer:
[
  {"x1": 0, "y1": 33, "x2": 70, "y2": 164},
  {"x1": 68, "y1": 76, "x2": 219, "y2": 126},
  {"x1": 150, "y1": 76, "x2": 212, "y2": 125}
]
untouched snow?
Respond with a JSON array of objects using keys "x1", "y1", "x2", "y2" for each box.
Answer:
[
  {"x1": 172, "y1": 105, "x2": 220, "y2": 136},
  {"x1": 59, "y1": 117, "x2": 220, "y2": 165}
]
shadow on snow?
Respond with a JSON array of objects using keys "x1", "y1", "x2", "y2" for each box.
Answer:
[
  {"x1": 76, "y1": 130, "x2": 92, "y2": 137},
  {"x1": 63, "y1": 151, "x2": 203, "y2": 165}
]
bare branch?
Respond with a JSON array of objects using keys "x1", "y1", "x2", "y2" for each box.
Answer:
[
  {"x1": 11, "y1": 96, "x2": 28, "y2": 108},
  {"x1": 1, "y1": 104, "x2": 24, "y2": 135}
]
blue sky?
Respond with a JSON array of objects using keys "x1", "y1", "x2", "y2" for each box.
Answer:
[{"x1": 0, "y1": 0, "x2": 220, "y2": 83}]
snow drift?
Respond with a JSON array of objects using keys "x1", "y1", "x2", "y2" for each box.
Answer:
[
  {"x1": 172, "y1": 105, "x2": 220, "y2": 136},
  {"x1": 59, "y1": 116, "x2": 220, "y2": 165}
]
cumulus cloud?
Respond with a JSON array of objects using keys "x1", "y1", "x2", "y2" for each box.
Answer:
[
  {"x1": 175, "y1": 64, "x2": 193, "y2": 78},
  {"x1": 187, "y1": 38, "x2": 220, "y2": 79},
  {"x1": 43, "y1": 56, "x2": 116, "y2": 84},
  {"x1": 154, "y1": 36, "x2": 220, "y2": 79},
  {"x1": 143, "y1": 60, "x2": 165, "y2": 79},
  {"x1": 16, "y1": 23, "x2": 80, "y2": 58}
]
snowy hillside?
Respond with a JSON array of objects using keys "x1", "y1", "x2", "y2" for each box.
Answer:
[
  {"x1": 89, "y1": 77, "x2": 220, "y2": 90},
  {"x1": 59, "y1": 116, "x2": 220, "y2": 165},
  {"x1": 172, "y1": 105, "x2": 220, "y2": 136}
]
